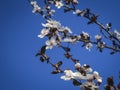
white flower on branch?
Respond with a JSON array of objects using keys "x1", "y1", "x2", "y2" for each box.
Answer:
[
  {"x1": 58, "y1": 26, "x2": 72, "y2": 33},
  {"x1": 95, "y1": 35, "x2": 102, "y2": 40},
  {"x1": 60, "y1": 69, "x2": 74, "y2": 80},
  {"x1": 42, "y1": 19, "x2": 61, "y2": 29},
  {"x1": 42, "y1": 23, "x2": 52, "y2": 28},
  {"x1": 106, "y1": 23, "x2": 112, "y2": 30},
  {"x1": 31, "y1": 1, "x2": 41, "y2": 13},
  {"x1": 63, "y1": 27, "x2": 72, "y2": 33},
  {"x1": 93, "y1": 71, "x2": 99, "y2": 77},
  {"x1": 45, "y1": 37, "x2": 57, "y2": 49},
  {"x1": 73, "y1": 72, "x2": 93, "y2": 80},
  {"x1": 73, "y1": 9, "x2": 82, "y2": 14},
  {"x1": 86, "y1": 67, "x2": 93, "y2": 73},
  {"x1": 55, "y1": 1, "x2": 64, "y2": 9},
  {"x1": 73, "y1": 9, "x2": 87, "y2": 17},
  {"x1": 73, "y1": 72, "x2": 87, "y2": 80},
  {"x1": 73, "y1": 0, "x2": 79, "y2": 4},
  {"x1": 81, "y1": 64, "x2": 93, "y2": 74},
  {"x1": 62, "y1": 37, "x2": 77, "y2": 43},
  {"x1": 45, "y1": 5, "x2": 51, "y2": 10},
  {"x1": 38, "y1": 28, "x2": 49, "y2": 38},
  {"x1": 97, "y1": 78, "x2": 102, "y2": 84},
  {"x1": 48, "y1": 9, "x2": 55, "y2": 16},
  {"x1": 97, "y1": 41, "x2": 106, "y2": 49},
  {"x1": 82, "y1": 31, "x2": 90, "y2": 38},
  {"x1": 81, "y1": 31, "x2": 90, "y2": 42},
  {"x1": 75, "y1": 62, "x2": 81, "y2": 69},
  {"x1": 93, "y1": 71, "x2": 102, "y2": 83},
  {"x1": 85, "y1": 43, "x2": 93, "y2": 51},
  {"x1": 114, "y1": 29, "x2": 120, "y2": 40},
  {"x1": 48, "y1": 0, "x2": 54, "y2": 4}
]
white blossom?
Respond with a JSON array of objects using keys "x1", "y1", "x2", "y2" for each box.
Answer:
[
  {"x1": 30, "y1": 1, "x2": 37, "y2": 5},
  {"x1": 85, "y1": 43, "x2": 93, "y2": 51},
  {"x1": 62, "y1": 37, "x2": 76, "y2": 43},
  {"x1": 58, "y1": 26, "x2": 72, "y2": 34},
  {"x1": 114, "y1": 29, "x2": 120, "y2": 40},
  {"x1": 82, "y1": 31, "x2": 90, "y2": 40},
  {"x1": 73, "y1": 72, "x2": 93, "y2": 80},
  {"x1": 31, "y1": 1, "x2": 41, "y2": 13},
  {"x1": 95, "y1": 35, "x2": 101, "y2": 40},
  {"x1": 55, "y1": 1, "x2": 64, "y2": 9},
  {"x1": 73, "y1": 9, "x2": 82, "y2": 14},
  {"x1": 45, "y1": 37, "x2": 57, "y2": 49},
  {"x1": 73, "y1": 72, "x2": 83, "y2": 79},
  {"x1": 75, "y1": 62, "x2": 81, "y2": 68},
  {"x1": 97, "y1": 78, "x2": 102, "y2": 83},
  {"x1": 82, "y1": 31, "x2": 89, "y2": 37},
  {"x1": 42, "y1": 19, "x2": 61, "y2": 29},
  {"x1": 97, "y1": 41, "x2": 106, "y2": 48},
  {"x1": 60, "y1": 69, "x2": 74, "y2": 80},
  {"x1": 42, "y1": 23, "x2": 53, "y2": 28},
  {"x1": 106, "y1": 23, "x2": 112, "y2": 29},
  {"x1": 48, "y1": 0, "x2": 54, "y2": 4},
  {"x1": 77, "y1": 35, "x2": 81, "y2": 40},
  {"x1": 48, "y1": 9, "x2": 55, "y2": 16},
  {"x1": 86, "y1": 68, "x2": 93, "y2": 73},
  {"x1": 73, "y1": 0, "x2": 79, "y2": 4},
  {"x1": 114, "y1": 29, "x2": 120, "y2": 35},
  {"x1": 93, "y1": 71, "x2": 102, "y2": 83},
  {"x1": 64, "y1": 27, "x2": 72, "y2": 33},
  {"x1": 46, "y1": 6, "x2": 50, "y2": 10},
  {"x1": 93, "y1": 71, "x2": 99, "y2": 77},
  {"x1": 38, "y1": 28, "x2": 49, "y2": 38}
]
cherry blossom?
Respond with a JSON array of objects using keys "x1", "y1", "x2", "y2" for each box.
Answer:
[
  {"x1": 60, "y1": 69, "x2": 74, "y2": 80},
  {"x1": 93, "y1": 71, "x2": 102, "y2": 85},
  {"x1": 81, "y1": 31, "x2": 90, "y2": 41},
  {"x1": 73, "y1": 9, "x2": 82, "y2": 15},
  {"x1": 75, "y1": 62, "x2": 81, "y2": 69},
  {"x1": 42, "y1": 19, "x2": 61, "y2": 29},
  {"x1": 45, "y1": 37, "x2": 57, "y2": 49},
  {"x1": 30, "y1": 1, "x2": 41, "y2": 13},
  {"x1": 114, "y1": 30, "x2": 120, "y2": 40},
  {"x1": 62, "y1": 37, "x2": 77, "y2": 43},
  {"x1": 95, "y1": 35, "x2": 102, "y2": 40},
  {"x1": 73, "y1": 0, "x2": 79, "y2": 4},
  {"x1": 48, "y1": 9, "x2": 55, "y2": 16},
  {"x1": 85, "y1": 43, "x2": 93, "y2": 51},
  {"x1": 38, "y1": 28, "x2": 49, "y2": 38},
  {"x1": 63, "y1": 27, "x2": 72, "y2": 33},
  {"x1": 97, "y1": 41, "x2": 106, "y2": 49},
  {"x1": 55, "y1": 1, "x2": 64, "y2": 9}
]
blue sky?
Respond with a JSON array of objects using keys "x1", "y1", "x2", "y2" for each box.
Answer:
[{"x1": 0, "y1": 0, "x2": 120, "y2": 90}]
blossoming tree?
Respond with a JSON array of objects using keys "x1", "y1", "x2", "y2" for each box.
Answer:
[{"x1": 28, "y1": 0, "x2": 120, "y2": 90}]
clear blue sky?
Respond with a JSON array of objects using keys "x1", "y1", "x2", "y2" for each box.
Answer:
[{"x1": 0, "y1": 0, "x2": 120, "y2": 90}]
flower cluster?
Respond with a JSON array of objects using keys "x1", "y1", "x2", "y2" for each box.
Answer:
[
  {"x1": 38, "y1": 18, "x2": 95, "y2": 51},
  {"x1": 38, "y1": 19, "x2": 73, "y2": 49},
  {"x1": 30, "y1": 1, "x2": 56, "y2": 19},
  {"x1": 61, "y1": 62, "x2": 102, "y2": 90},
  {"x1": 29, "y1": 0, "x2": 120, "y2": 90}
]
